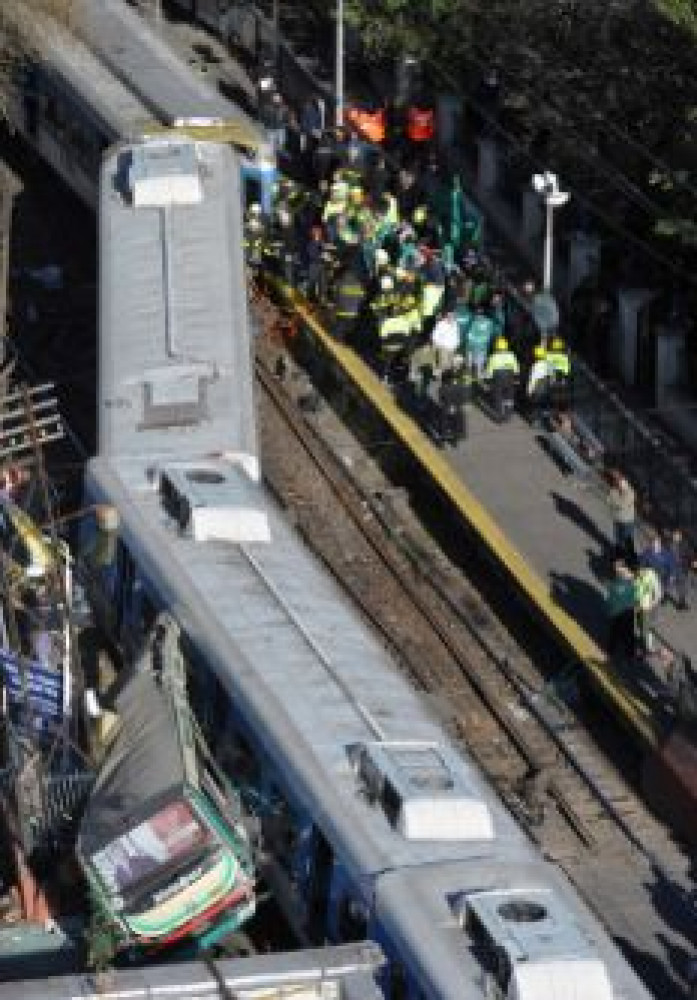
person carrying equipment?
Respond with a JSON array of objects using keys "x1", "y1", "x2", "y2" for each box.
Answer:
[
  {"x1": 526, "y1": 344, "x2": 551, "y2": 425},
  {"x1": 546, "y1": 336, "x2": 571, "y2": 412},
  {"x1": 484, "y1": 336, "x2": 520, "y2": 422}
]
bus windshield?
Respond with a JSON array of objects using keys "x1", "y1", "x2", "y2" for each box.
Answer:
[{"x1": 91, "y1": 799, "x2": 212, "y2": 901}]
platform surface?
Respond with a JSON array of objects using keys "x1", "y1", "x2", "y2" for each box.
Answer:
[{"x1": 448, "y1": 403, "x2": 696, "y2": 677}]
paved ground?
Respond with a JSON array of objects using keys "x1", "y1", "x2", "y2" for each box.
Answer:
[{"x1": 448, "y1": 399, "x2": 696, "y2": 675}]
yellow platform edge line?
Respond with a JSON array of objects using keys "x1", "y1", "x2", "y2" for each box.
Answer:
[{"x1": 279, "y1": 286, "x2": 658, "y2": 749}]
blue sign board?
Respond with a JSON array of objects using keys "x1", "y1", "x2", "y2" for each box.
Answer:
[{"x1": 0, "y1": 648, "x2": 63, "y2": 730}]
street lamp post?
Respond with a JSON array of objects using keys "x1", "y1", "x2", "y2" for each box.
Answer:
[
  {"x1": 335, "y1": 0, "x2": 344, "y2": 127},
  {"x1": 532, "y1": 171, "x2": 569, "y2": 292}
]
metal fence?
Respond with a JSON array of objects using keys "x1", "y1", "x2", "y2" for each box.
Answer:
[{"x1": 572, "y1": 358, "x2": 697, "y2": 547}]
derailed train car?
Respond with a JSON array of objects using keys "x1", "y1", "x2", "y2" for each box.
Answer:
[{"x1": 78, "y1": 134, "x2": 654, "y2": 999}]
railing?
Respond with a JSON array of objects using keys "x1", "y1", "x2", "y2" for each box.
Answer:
[{"x1": 572, "y1": 359, "x2": 697, "y2": 548}]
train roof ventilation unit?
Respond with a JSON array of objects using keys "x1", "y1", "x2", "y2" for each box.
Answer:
[
  {"x1": 350, "y1": 741, "x2": 494, "y2": 841},
  {"x1": 129, "y1": 141, "x2": 203, "y2": 208},
  {"x1": 458, "y1": 889, "x2": 613, "y2": 1000},
  {"x1": 159, "y1": 462, "x2": 270, "y2": 544}
]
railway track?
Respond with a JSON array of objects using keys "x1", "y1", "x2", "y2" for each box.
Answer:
[{"x1": 255, "y1": 315, "x2": 696, "y2": 999}]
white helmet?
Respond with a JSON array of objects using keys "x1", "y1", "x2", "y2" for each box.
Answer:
[
  {"x1": 248, "y1": 202, "x2": 262, "y2": 215},
  {"x1": 380, "y1": 275, "x2": 394, "y2": 292},
  {"x1": 375, "y1": 248, "x2": 390, "y2": 268}
]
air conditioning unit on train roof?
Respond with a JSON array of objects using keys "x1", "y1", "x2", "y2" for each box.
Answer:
[
  {"x1": 129, "y1": 140, "x2": 203, "y2": 208},
  {"x1": 350, "y1": 740, "x2": 494, "y2": 841},
  {"x1": 159, "y1": 461, "x2": 270, "y2": 544},
  {"x1": 458, "y1": 889, "x2": 613, "y2": 1000}
]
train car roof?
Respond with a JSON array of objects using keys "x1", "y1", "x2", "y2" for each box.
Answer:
[
  {"x1": 98, "y1": 139, "x2": 258, "y2": 471},
  {"x1": 0, "y1": 942, "x2": 386, "y2": 1000},
  {"x1": 376, "y1": 860, "x2": 653, "y2": 999},
  {"x1": 87, "y1": 456, "x2": 528, "y2": 877},
  {"x1": 74, "y1": 0, "x2": 263, "y2": 141},
  {"x1": 7, "y1": 6, "x2": 146, "y2": 137}
]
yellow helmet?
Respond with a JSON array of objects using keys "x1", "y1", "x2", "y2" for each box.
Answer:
[
  {"x1": 413, "y1": 206, "x2": 428, "y2": 225},
  {"x1": 534, "y1": 344, "x2": 546, "y2": 359},
  {"x1": 551, "y1": 337, "x2": 565, "y2": 351},
  {"x1": 495, "y1": 337, "x2": 508, "y2": 351}
]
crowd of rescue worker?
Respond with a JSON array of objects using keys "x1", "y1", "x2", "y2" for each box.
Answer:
[
  {"x1": 245, "y1": 95, "x2": 572, "y2": 446},
  {"x1": 246, "y1": 88, "x2": 694, "y2": 662}
]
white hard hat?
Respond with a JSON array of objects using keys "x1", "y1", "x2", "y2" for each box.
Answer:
[
  {"x1": 380, "y1": 275, "x2": 394, "y2": 292},
  {"x1": 248, "y1": 202, "x2": 262, "y2": 215},
  {"x1": 375, "y1": 248, "x2": 390, "y2": 267}
]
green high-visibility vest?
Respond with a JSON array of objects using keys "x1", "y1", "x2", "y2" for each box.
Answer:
[
  {"x1": 486, "y1": 350, "x2": 519, "y2": 377},
  {"x1": 547, "y1": 350, "x2": 570, "y2": 376}
]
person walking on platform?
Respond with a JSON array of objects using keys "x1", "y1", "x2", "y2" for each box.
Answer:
[
  {"x1": 526, "y1": 344, "x2": 550, "y2": 426},
  {"x1": 606, "y1": 470, "x2": 637, "y2": 565},
  {"x1": 605, "y1": 560, "x2": 637, "y2": 663},
  {"x1": 484, "y1": 337, "x2": 519, "y2": 422}
]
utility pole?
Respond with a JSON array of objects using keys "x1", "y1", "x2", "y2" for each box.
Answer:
[{"x1": 335, "y1": 0, "x2": 344, "y2": 127}]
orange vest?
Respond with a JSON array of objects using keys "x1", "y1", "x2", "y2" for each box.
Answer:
[
  {"x1": 346, "y1": 106, "x2": 387, "y2": 143},
  {"x1": 407, "y1": 106, "x2": 435, "y2": 142},
  {"x1": 359, "y1": 108, "x2": 386, "y2": 143}
]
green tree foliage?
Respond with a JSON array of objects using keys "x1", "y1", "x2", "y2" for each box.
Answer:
[
  {"x1": 344, "y1": 0, "x2": 471, "y2": 61},
  {"x1": 655, "y1": 0, "x2": 697, "y2": 35}
]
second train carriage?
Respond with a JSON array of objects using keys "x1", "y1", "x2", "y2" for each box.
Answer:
[
  {"x1": 2, "y1": 7, "x2": 147, "y2": 207},
  {"x1": 78, "y1": 135, "x2": 654, "y2": 1000},
  {"x1": 73, "y1": 0, "x2": 276, "y2": 206},
  {"x1": 1, "y1": 0, "x2": 275, "y2": 208}
]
